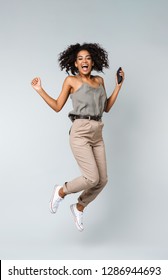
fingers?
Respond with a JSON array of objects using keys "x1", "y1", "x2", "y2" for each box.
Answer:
[
  {"x1": 118, "y1": 69, "x2": 125, "y2": 80},
  {"x1": 115, "y1": 68, "x2": 125, "y2": 87},
  {"x1": 119, "y1": 68, "x2": 124, "y2": 76},
  {"x1": 31, "y1": 77, "x2": 40, "y2": 86}
]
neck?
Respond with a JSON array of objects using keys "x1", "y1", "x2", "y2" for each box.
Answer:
[{"x1": 78, "y1": 73, "x2": 92, "y2": 81}]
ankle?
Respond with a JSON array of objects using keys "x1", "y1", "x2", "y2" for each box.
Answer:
[
  {"x1": 59, "y1": 187, "x2": 66, "y2": 198},
  {"x1": 76, "y1": 203, "x2": 84, "y2": 212}
]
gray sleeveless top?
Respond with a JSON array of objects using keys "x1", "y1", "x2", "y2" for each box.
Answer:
[{"x1": 68, "y1": 83, "x2": 107, "y2": 118}]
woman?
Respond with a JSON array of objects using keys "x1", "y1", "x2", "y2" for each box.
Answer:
[{"x1": 31, "y1": 43, "x2": 124, "y2": 232}]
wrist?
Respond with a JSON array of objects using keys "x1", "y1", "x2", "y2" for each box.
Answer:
[
  {"x1": 36, "y1": 87, "x2": 43, "y2": 94},
  {"x1": 115, "y1": 84, "x2": 121, "y2": 91}
]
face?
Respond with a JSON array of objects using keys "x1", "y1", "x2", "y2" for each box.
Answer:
[{"x1": 75, "y1": 50, "x2": 94, "y2": 75}]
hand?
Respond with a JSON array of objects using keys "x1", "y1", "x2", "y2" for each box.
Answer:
[
  {"x1": 115, "y1": 68, "x2": 125, "y2": 88},
  {"x1": 31, "y1": 77, "x2": 42, "y2": 91}
]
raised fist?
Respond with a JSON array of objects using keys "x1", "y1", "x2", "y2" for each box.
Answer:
[{"x1": 31, "y1": 77, "x2": 42, "y2": 91}]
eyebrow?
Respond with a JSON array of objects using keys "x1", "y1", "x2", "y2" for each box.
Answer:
[{"x1": 77, "y1": 55, "x2": 91, "y2": 58}]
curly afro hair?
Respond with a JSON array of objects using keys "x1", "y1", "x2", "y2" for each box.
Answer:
[{"x1": 58, "y1": 43, "x2": 109, "y2": 75}]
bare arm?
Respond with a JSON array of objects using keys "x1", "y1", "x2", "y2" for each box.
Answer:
[
  {"x1": 104, "y1": 68, "x2": 125, "y2": 113},
  {"x1": 31, "y1": 76, "x2": 72, "y2": 112}
]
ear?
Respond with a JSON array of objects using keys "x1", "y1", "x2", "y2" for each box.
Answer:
[{"x1": 75, "y1": 61, "x2": 78, "y2": 68}]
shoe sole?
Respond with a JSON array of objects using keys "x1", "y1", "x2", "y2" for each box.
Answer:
[
  {"x1": 70, "y1": 205, "x2": 84, "y2": 232},
  {"x1": 49, "y1": 184, "x2": 59, "y2": 214}
]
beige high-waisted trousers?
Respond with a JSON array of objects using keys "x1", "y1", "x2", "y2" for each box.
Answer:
[{"x1": 63, "y1": 119, "x2": 108, "y2": 207}]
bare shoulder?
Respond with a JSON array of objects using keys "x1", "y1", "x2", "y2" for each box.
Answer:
[
  {"x1": 93, "y1": 75, "x2": 104, "y2": 85},
  {"x1": 63, "y1": 75, "x2": 73, "y2": 86},
  {"x1": 62, "y1": 75, "x2": 81, "y2": 94},
  {"x1": 63, "y1": 75, "x2": 79, "y2": 87}
]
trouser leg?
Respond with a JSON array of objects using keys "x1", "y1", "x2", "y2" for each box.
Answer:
[
  {"x1": 63, "y1": 137, "x2": 100, "y2": 194},
  {"x1": 78, "y1": 140, "x2": 108, "y2": 207}
]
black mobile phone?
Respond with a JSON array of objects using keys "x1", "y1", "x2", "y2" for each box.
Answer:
[{"x1": 117, "y1": 67, "x2": 122, "y2": 84}]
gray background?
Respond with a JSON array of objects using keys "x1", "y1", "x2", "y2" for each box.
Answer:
[{"x1": 0, "y1": 0, "x2": 168, "y2": 259}]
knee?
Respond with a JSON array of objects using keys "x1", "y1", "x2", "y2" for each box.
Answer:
[
  {"x1": 92, "y1": 176, "x2": 100, "y2": 187},
  {"x1": 85, "y1": 175, "x2": 99, "y2": 188},
  {"x1": 99, "y1": 176, "x2": 108, "y2": 188}
]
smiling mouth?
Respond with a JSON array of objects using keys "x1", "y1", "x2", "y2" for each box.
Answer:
[{"x1": 82, "y1": 65, "x2": 88, "y2": 70}]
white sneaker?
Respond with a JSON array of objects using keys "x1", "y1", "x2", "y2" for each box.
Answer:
[
  {"x1": 49, "y1": 185, "x2": 63, "y2": 214},
  {"x1": 70, "y1": 204, "x2": 84, "y2": 232}
]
